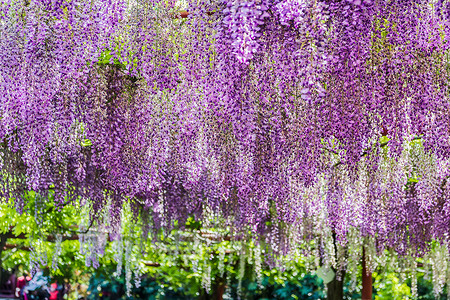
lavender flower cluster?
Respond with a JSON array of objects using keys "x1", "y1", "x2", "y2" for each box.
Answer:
[{"x1": 1, "y1": 0, "x2": 450, "y2": 285}]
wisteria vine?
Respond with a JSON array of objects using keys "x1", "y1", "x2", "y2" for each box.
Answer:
[{"x1": 1, "y1": 0, "x2": 450, "y2": 294}]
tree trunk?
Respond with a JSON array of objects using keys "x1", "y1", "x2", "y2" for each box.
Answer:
[
  {"x1": 326, "y1": 230, "x2": 345, "y2": 300},
  {"x1": 326, "y1": 269, "x2": 345, "y2": 300},
  {"x1": 213, "y1": 275, "x2": 226, "y2": 300},
  {"x1": 361, "y1": 248, "x2": 372, "y2": 300},
  {"x1": 0, "y1": 234, "x2": 6, "y2": 287}
]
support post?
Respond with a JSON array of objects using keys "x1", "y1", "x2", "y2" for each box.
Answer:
[
  {"x1": 326, "y1": 230, "x2": 345, "y2": 300},
  {"x1": 213, "y1": 271, "x2": 227, "y2": 300},
  {"x1": 215, "y1": 279, "x2": 225, "y2": 300},
  {"x1": 361, "y1": 247, "x2": 372, "y2": 300},
  {"x1": 326, "y1": 268, "x2": 345, "y2": 300},
  {"x1": 0, "y1": 234, "x2": 6, "y2": 287}
]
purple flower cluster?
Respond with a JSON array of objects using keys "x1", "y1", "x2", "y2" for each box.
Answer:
[{"x1": 1, "y1": 0, "x2": 450, "y2": 271}]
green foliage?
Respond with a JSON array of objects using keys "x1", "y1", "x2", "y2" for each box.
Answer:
[
  {"x1": 224, "y1": 273, "x2": 324, "y2": 300},
  {"x1": 0, "y1": 195, "x2": 447, "y2": 300},
  {"x1": 415, "y1": 273, "x2": 448, "y2": 300},
  {"x1": 86, "y1": 262, "x2": 325, "y2": 300},
  {"x1": 373, "y1": 271, "x2": 411, "y2": 300},
  {"x1": 0, "y1": 194, "x2": 87, "y2": 283},
  {"x1": 98, "y1": 49, "x2": 127, "y2": 69},
  {"x1": 87, "y1": 267, "x2": 194, "y2": 300}
]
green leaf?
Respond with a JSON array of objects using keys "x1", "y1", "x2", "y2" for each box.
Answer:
[{"x1": 81, "y1": 138, "x2": 92, "y2": 147}]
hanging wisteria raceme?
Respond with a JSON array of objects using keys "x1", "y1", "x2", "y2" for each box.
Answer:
[
  {"x1": 205, "y1": 0, "x2": 450, "y2": 257},
  {"x1": 0, "y1": 0, "x2": 215, "y2": 233},
  {"x1": 2, "y1": 0, "x2": 450, "y2": 293},
  {"x1": 0, "y1": 0, "x2": 126, "y2": 207}
]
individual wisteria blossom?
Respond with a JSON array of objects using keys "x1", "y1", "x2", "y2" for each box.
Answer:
[{"x1": 1, "y1": 0, "x2": 450, "y2": 295}]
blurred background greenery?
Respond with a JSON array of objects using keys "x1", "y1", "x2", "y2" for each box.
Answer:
[{"x1": 0, "y1": 197, "x2": 445, "y2": 300}]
